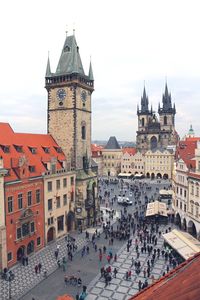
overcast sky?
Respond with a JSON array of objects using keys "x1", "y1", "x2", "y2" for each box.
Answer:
[{"x1": 0, "y1": 0, "x2": 200, "y2": 141}]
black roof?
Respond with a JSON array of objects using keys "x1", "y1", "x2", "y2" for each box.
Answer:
[{"x1": 105, "y1": 136, "x2": 121, "y2": 150}]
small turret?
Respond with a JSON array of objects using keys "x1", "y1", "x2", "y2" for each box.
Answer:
[
  {"x1": 88, "y1": 60, "x2": 94, "y2": 81},
  {"x1": 45, "y1": 56, "x2": 51, "y2": 77}
]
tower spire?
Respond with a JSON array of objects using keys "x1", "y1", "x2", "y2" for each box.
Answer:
[
  {"x1": 45, "y1": 53, "x2": 51, "y2": 77},
  {"x1": 88, "y1": 57, "x2": 94, "y2": 81},
  {"x1": 141, "y1": 85, "x2": 149, "y2": 113}
]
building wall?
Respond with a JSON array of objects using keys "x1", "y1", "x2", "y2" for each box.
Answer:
[
  {"x1": 92, "y1": 156, "x2": 104, "y2": 176},
  {"x1": 144, "y1": 149, "x2": 174, "y2": 179},
  {"x1": 121, "y1": 152, "x2": 145, "y2": 174},
  {"x1": 0, "y1": 159, "x2": 7, "y2": 270},
  {"x1": 187, "y1": 176, "x2": 200, "y2": 236},
  {"x1": 48, "y1": 86, "x2": 92, "y2": 169},
  {"x1": 44, "y1": 170, "x2": 76, "y2": 244},
  {"x1": 172, "y1": 159, "x2": 188, "y2": 228},
  {"x1": 5, "y1": 178, "x2": 45, "y2": 267},
  {"x1": 102, "y1": 149, "x2": 122, "y2": 176}
]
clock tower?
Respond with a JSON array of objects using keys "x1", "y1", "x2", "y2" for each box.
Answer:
[{"x1": 45, "y1": 32, "x2": 98, "y2": 228}]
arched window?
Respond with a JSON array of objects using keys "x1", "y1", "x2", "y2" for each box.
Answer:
[
  {"x1": 164, "y1": 116, "x2": 167, "y2": 125},
  {"x1": 141, "y1": 118, "x2": 145, "y2": 127},
  {"x1": 82, "y1": 125, "x2": 86, "y2": 140},
  {"x1": 150, "y1": 136, "x2": 157, "y2": 150}
]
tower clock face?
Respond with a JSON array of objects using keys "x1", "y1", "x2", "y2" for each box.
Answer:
[
  {"x1": 81, "y1": 90, "x2": 87, "y2": 102},
  {"x1": 57, "y1": 88, "x2": 66, "y2": 101}
]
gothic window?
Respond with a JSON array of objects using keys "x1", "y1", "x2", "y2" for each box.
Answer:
[
  {"x1": 164, "y1": 116, "x2": 167, "y2": 125},
  {"x1": 141, "y1": 118, "x2": 145, "y2": 127},
  {"x1": 82, "y1": 125, "x2": 86, "y2": 140}
]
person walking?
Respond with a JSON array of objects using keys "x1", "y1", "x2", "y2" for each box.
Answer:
[
  {"x1": 55, "y1": 250, "x2": 59, "y2": 260},
  {"x1": 113, "y1": 268, "x2": 118, "y2": 278},
  {"x1": 35, "y1": 265, "x2": 38, "y2": 274},
  {"x1": 143, "y1": 267, "x2": 146, "y2": 278},
  {"x1": 38, "y1": 263, "x2": 42, "y2": 273}
]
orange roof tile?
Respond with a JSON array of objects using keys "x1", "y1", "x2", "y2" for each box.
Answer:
[
  {"x1": 129, "y1": 252, "x2": 200, "y2": 300},
  {"x1": 176, "y1": 139, "x2": 200, "y2": 169},
  {"x1": 91, "y1": 144, "x2": 103, "y2": 158},
  {"x1": 122, "y1": 147, "x2": 137, "y2": 155},
  {"x1": 0, "y1": 123, "x2": 66, "y2": 182}
]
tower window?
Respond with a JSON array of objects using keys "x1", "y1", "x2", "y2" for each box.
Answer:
[
  {"x1": 64, "y1": 45, "x2": 70, "y2": 52},
  {"x1": 141, "y1": 118, "x2": 145, "y2": 127},
  {"x1": 164, "y1": 116, "x2": 167, "y2": 125},
  {"x1": 82, "y1": 125, "x2": 86, "y2": 140}
]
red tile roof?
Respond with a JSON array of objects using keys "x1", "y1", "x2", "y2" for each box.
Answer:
[
  {"x1": 176, "y1": 138, "x2": 200, "y2": 169},
  {"x1": 122, "y1": 147, "x2": 137, "y2": 155},
  {"x1": 129, "y1": 252, "x2": 200, "y2": 300},
  {"x1": 0, "y1": 123, "x2": 66, "y2": 182},
  {"x1": 91, "y1": 144, "x2": 103, "y2": 158}
]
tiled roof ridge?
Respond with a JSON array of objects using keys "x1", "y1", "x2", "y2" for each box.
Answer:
[{"x1": 129, "y1": 252, "x2": 200, "y2": 299}]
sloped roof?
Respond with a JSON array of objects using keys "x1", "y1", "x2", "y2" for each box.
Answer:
[
  {"x1": 104, "y1": 136, "x2": 121, "y2": 150},
  {"x1": 55, "y1": 35, "x2": 85, "y2": 76},
  {"x1": 91, "y1": 144, "x2": 103, "y2": 158},
  {"x1": 0, "y1": 123, "x2": 66, "y2": 182},
  {"x1": 176, "y1": 138, "x2": 200, "y2": 169},
  {"x1": 122, "y1": 147, "x2": 137, "y2": 155},
  {"x1": 129, "y1": 252, "x2": 200, "y2": 300}
]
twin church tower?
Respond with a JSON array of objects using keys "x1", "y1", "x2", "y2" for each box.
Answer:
[{"x1": 136, "y1": 85, "x2": 177, "y2": 153}]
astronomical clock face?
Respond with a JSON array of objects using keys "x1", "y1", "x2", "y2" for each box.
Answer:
[{"x1": 56, "y1": 88, "x2": 66, "y2": 101}]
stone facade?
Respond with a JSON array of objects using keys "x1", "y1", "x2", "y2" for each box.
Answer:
[
  {"x1": 45, "y1": 33, "x2": 98, "y2": 228},
  {"x1": 144, "y1": 149, "x2": 174, "y2": 179}
]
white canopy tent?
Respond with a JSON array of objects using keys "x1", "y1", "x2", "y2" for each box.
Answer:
[
  {"x1": 146, "y1": 201, "x2": 168, "y2": 217},
  {"x1": 163, "y1": 229, "x2": 200, "y2": 260}
]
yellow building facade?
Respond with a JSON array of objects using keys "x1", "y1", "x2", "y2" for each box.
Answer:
[
  {"x1": 144, "y1": 149, "x2": 174, "y2": 179},
  {"x1": 43, "y1": 165, "x2": 76, "y2": 244},
  {"x1": 121, "y1": 151, "x2": 145, "y2": 175},
  {"x1": 102, "y1": 136, "x2": 122, "y2": 177}
]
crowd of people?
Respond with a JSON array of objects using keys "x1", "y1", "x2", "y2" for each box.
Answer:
[{"x1": 96, "y1": 177, "x2": 179, "y2": 291}]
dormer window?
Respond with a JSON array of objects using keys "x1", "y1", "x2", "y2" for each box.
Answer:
[
  {"x1": 1, "y1": 145, "x2": 10, "y2": 153},
  {"x1": 15, "y1": 146, "x2": 23, "y2": 153},
  {"x1": 55, "y1": 147, "x2": 62, "y2": 153},
  {"x1": 43, "y1": 147, "x2": 50, "y2": 154},
  {"x1": 64, "y1": 45, "x2": 70, "y2": 52},
  {"x1": 29, "y1": 147, "x2": 37, "y2": 154},
  {"x1": 29, "y1": 166, "x2": 35, "y2": 172}
]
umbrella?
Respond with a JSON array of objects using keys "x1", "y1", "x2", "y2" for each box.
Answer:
[{"x1": 56, "y1": 294, "x2": 74, "y2": 300}]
